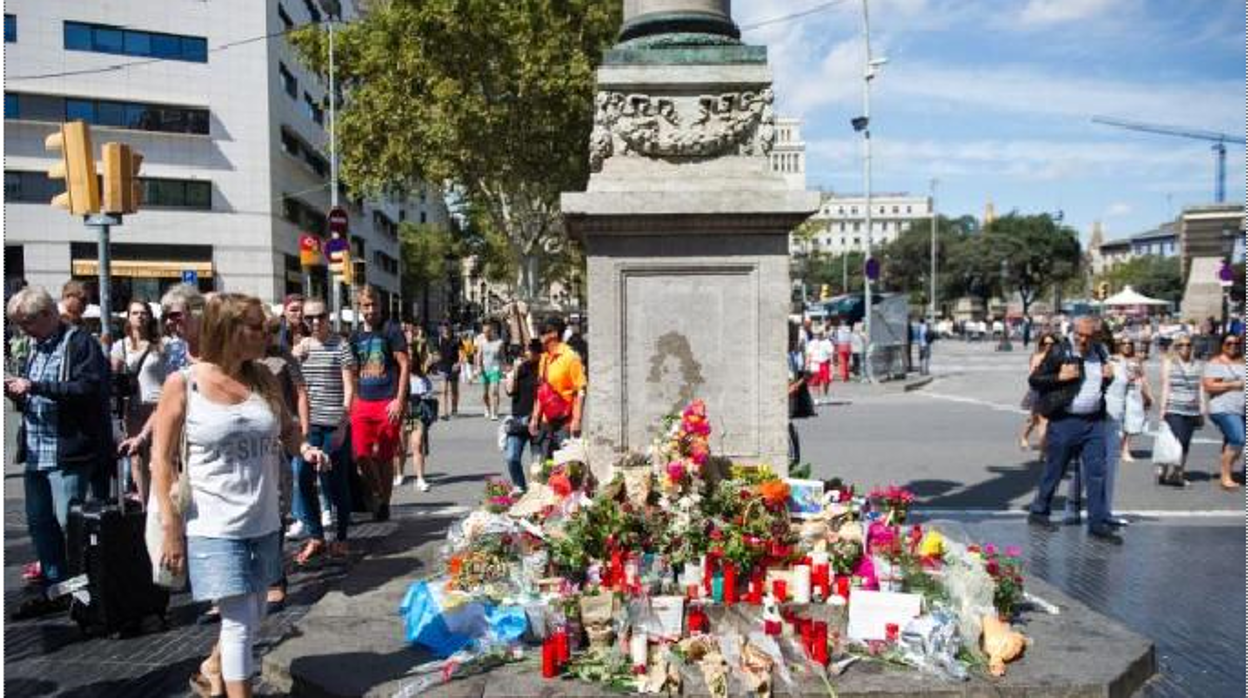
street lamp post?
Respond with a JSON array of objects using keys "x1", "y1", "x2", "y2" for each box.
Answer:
[
  {"x1": 999, "y1": 258, "x2": 1013, "y2": 351},
  {"x1": 929, "y1": 178, "x2": 937, "y2": 322},
  {"x1": 855, "y1": 0, "x2": 885, "y2": 382}
]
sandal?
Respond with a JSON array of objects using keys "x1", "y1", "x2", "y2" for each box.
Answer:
[
  {"x1": 295, "y1": 539, "x2": 326, "y2": 566},
  {"x1": 266, "y1": 586, "x2": 287, "y2": 614},
  {"x1": 188, "y1": 666, "x2": 224, "y2": 698}
]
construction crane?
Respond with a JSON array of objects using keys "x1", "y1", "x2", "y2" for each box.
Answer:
[{"x1": 1091, "y1": 115, "x2": 1246, "y2": 203}]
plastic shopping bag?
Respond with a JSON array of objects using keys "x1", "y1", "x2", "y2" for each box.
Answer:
[
  {"x1": 399, "y1": 580, "x2": 529, "y2": 657},
  {"x1": 1151, "y1": 422, "x2": 1183, "y2": 466}
]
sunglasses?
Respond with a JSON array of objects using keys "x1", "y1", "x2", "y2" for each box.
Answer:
[
  {"x1": 164, "y1": 311, "x2": 184, "y2": 321},
  {"x1": 306, "y1": 313, "x2": 327, "y2": 320},
  {"x1": 1224, "y1": 339, "x2": 1241, "y2": 346},
  {"x1": 1176, "y1": 343, "x2": 1192, "y2": 348}
]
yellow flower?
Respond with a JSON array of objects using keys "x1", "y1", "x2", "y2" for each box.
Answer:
[{"x1": 919, "y1": 531, "x2": 945, "y2": 558}]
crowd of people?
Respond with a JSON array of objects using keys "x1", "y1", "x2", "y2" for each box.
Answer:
[
  {"x1": 1022, "y1": 315, "x2": 1243, "y2": 544},
  {"x1": 4, "y1": 280, "x2": 588, "y2": 696}
]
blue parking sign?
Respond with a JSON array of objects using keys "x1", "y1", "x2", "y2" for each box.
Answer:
[{"x1": 182, "y1": 269, "x2": 198, "y2": 285}]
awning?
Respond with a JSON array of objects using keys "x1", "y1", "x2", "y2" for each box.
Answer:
[
  {"x1": 72, "y1": 260, "x2": 214, "y2": 279},
  {"x1": 1103, "y1": 285, "x2": 1169, "y2": 306}
]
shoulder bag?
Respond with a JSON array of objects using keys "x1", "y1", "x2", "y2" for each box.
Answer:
[
  {"x1": 145, "y1": 367, "x2": 192, "y2": 590},
  {"x1": 536, "y1": 354, "x2": 573, "y2": 423}
]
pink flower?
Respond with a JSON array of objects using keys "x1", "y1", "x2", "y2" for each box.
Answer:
[
  {"x1": 1005, "y1": 546, "x2": 1022, "y2": 558},
  {"x1": 666, "y1": 461, "x2": 686, "y2": 483},
  {"x1": 984, "y1": 543, "x2": 997, "y2": 557},
  {"x1": 853, "y1": 555, "x2": 879, "y2": 591}
]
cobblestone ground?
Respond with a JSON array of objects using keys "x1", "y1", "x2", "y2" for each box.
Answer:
[
  {"x1": 930, "y1": 514, "x2": 1246, "y2": 697},
  {"x1": 2, "y1": 496, "x2": 401, "y2": 698}
]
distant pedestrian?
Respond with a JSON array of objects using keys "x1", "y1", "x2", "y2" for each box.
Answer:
[
  {"x1": 916, "y1": 318, "x2": 933, "y2": 376},
  {"x1": 834, "y1": 322, "x2": 852, "y2": 382},
  {"x1": 475, "y1": 322, "x2": 505, "y2": 420},
  {"x1": 110, "y1": 299, "x2": 168, "y2": 504},
  {"x1": 530, "y1": 317, "x2": 586, "y2": 459},
  {"x1": 1202, "y1": 333, "x2": 1243, "y2": 490},
  {"x1": 1026, "y1": 316, "x2": 1120, "y2": 542},
  {"x1": 1108, "y1": 338, "x2": 1152, "y2": 463},
  {"x1": 850, "y1": 323, "x2": 865, "y2": 377},
  {"x1": 1019, "y1": 333, "x2": 1056, "y2": 451},
  {"x1": 292, "y1": 298, "x2": 356, "y2": 559},
  {"x1": 60, "y1": 280, "x2": 88, "y2": 328},
  {"x1": 404, "y1": 356, "x2": 437, "y2": 493},
  {"x1": 6, "y1": 287, "x2": 112, "y2": 618},
  {"x1": 277, "y1": 293, "x2": 307, "y2": 353},
  {"x1": 1158, "y1": 334, "x2": 1203, "y2": 487},
  {"x1": 804, "y1": 329, "x2": 833, "y2": 402},
  {"x1": 149, "y1": 292, "x2": 328, "y2": 698},
  {"x1": 788, "y1": 322, "x2": 817, "y2": 466},
  {"x1": 435, "y1": 323, "x2": 462, "y2": 419},
  {"x1": 502, "y1": 339, "x2": 543, "y2": 491},
  {"x1": 348, "y1": 285, "x2": 409, "y2": 522}
]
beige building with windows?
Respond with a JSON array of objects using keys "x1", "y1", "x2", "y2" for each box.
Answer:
[
  {"x1": 4, "y1": 0, "x2": 448, "y2": 315},
  {"x1": 794, "y1": 191, "x2": 932, "y2": 255}
]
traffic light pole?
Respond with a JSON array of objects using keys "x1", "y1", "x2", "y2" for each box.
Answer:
[{"x1": 86, "y1": 213, "x2": 122, "y2": 345}]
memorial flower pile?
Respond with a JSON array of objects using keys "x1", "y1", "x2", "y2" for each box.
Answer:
[{"x1": 402, "y1": 400, "x2": 1035, "y2": 695}]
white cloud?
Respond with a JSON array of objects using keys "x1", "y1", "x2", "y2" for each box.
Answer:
[{"x1": 1019, "y1": 0, "x2": 1124, "y2": 26}]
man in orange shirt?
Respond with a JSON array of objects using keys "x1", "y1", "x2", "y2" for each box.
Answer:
[{"x1": 528, "y1": 317, "x2": 586, "y2": 458}]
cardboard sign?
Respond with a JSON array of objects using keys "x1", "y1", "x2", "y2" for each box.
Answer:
[{"x1": 846, "y1": 590, "x2": 922, "y2": 641}]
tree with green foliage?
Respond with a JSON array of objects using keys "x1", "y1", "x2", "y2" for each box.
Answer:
[
  {"x1": 1095, "y1": 255, "x2": 1183, "y2": 305},
  {"x1": 878, "y1": 216, "x2": 972, "y2": 305},
  {"x1": 399, "y1": 221, "x2": 458, "y2": 322},
  {"x1": 291, "y1": 1, "x2": 622, "y2": 301},
  {"x1": 978, "y1": 213, "x2": 1082, "y2": 317}
]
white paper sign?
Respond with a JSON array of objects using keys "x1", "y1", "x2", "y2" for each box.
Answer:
[
  {"x1": 647, "y1": 596, "x2": 685, "y2": 640},
  {"x1": 846, "y1": 590, "x2": 922, "y2": 641}
]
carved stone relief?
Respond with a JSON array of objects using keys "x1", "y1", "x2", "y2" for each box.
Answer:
[{"x1": 589, "y1": 88, "x2": 776, "y2": 170}]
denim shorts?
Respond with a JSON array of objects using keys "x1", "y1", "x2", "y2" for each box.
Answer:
[
  {"x1": 187, "y1": 531, "x2": 283, "y2": 602},
  {"x1": 1209, "y1": 412, "x2": 1245, "y2": 449}
]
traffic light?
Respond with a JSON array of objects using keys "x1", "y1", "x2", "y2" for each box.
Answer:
[
  {"x1": 351, "y1": 259, "x2": 366, "y2": 287},
  {"x1": 101, "y1": 142, "x2": 143, "y2": 214},
  {"x1": 45, "y1": 121, "x2": 100, "y2": 215},
  {"x1": 1096, "y1": 281, "x2": 1111, "y2": 301},
  {"x1": 820, "y1": 284, "x2": 831, "y2": 300}
]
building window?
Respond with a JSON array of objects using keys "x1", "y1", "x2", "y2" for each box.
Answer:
[
  {"x1": 5, "y1": 171, "x2": 61, "y2": 203},
  {"x1": 280, "y1": 127, "x2": 329, "y2": 177},
  {"x1": 302, "y1": 92, "x2": 324, "y2": 125},
  {"x1": 850, "y1": 207, "x2": 858, "y2": 215},
  {"x1": 64, "y1": 22, "x2": 207, "y2": 62},
  {"x1": 4, "y1": 93, "x2": 17, "y2": 119},
  {"x1": 282, "y1": 194, "x2": 327, "y2": 235},
  {"x1": 905, "y1": 205, "x2": 912, "y2": 213},
  {"x1": 853, "y1": 222, "x2": 861, "y2": 232},
  {"x1": 278, "y1": 4, "x2": 295, "y2": 31},
  {"x1": 4, "y1": 14, "x2": 15, "y2": 43},
  {"x1": 279, "y1": 62, "x2": 298, "y2": 99},
  {"x1": 303, "y1": 0, "x2": 323, "y2": 23},
  {"x1": 853, "y1": 237, "x2": 861, "y2": 246},
  {"x1": 419, "y1": 211, "x2": 427, "y2": 224},
  {"x1": 141, "y1": 178, "x2": 212, "y2": 209},
  {"x1": 61, "y1": 97, "x2": 208, "y2": 134}
]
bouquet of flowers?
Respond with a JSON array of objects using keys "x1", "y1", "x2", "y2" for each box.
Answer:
[
  {"x1": 869, "y1": 484, "x2": 916, "y2": 524},
  {"x1": 483, "y1": 479, "x2": 518, "y2": 514},
  {"x1": 982, "y1": 544, "x2": 1025, "y2": 618}
]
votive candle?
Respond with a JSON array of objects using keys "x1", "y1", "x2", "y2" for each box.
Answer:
[{"x1": 792, "y1": 565, "x2": 812, "y2": 604}]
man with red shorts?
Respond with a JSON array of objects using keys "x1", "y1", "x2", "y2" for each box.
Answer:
[{"x1": 349, "y1": 285, "x2": 409, "y2": 521}]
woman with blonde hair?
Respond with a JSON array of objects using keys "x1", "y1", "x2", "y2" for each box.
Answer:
[
  {"x1": 111, "y1": 299, "x2": 167, "y2": 504},
  {"x1": 150, "y1": 293, "x2": 327, "y2": 698}
]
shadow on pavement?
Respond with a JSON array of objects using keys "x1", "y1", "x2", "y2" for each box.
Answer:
[{"x1": 907, "y1": 458, "x2": 1047, "y2": 510}]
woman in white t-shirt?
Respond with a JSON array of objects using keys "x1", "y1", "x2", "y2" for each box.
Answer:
[
  {"x1": 110, "y1": 300, "x2": 168, "y2": 504},
  {"x1": 151, "y1": 293, "x2": 328, "y2": 698}
]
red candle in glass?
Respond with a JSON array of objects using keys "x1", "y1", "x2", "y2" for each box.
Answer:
[
  {"x1": 610, "y1": 550, "x2": 624, "y2": 589},
  {"x1": 835, "y1": 576, "x2": 850, "y2": 600},
  {"x1": 764, "y1": 619, "x2": 781, "y2": 636},
  {"x1": 688, "y1": 608, "x2": 706, "y2": 634},
  {"x1": 812, "y1": 621, "x2": 829, "y2": 665},
  {"x1": 723, "y1": 564, "x2": 737, "y2": 605},
  {"x1": 885, "y1": 622, "x2": 900, "y2": 642},
  {"x1": 542, "y1": 639, "x2": 558, "y2": 678},
  {"x1": 703, "y1": 557, "x2": 714, "y2": 595},
  {"x1": 554, "y1": 628, "x2": 570, "y2": 664},
  {"x1": 800, "y1": 619, "x2": 814, "y2": 656},
  {"x1": 773, "y1": 579, "x2": 788, "y2": 602}
]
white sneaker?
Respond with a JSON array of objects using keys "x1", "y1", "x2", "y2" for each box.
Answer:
[
  {"x1": 321, "y1": 509, "x2": 334, "y2": 528},
  {"x1": 286, "y1": 520, "x2": 307, "y2": 540},
  {"x1": 415, "y1": 478, "x2": 430, "y2": 493},
  {"x1": 392, "y1": 474, "x2": 405, "y2": 487}
]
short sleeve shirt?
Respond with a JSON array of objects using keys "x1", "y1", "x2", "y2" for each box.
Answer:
[
  {"x1": 476, "y1": 336, "x2": 504, "y2": 372},
  {"x1": 300, "y1": 336, "x2": 356, "y2": 426},
  {"x1": 539, "y1": 343, "x2": 587, "y2": 402},
  {"x1": 353, "y1": 324, "x2": 408, "y2": 402},
  {"x1": 111, "y1": 338, "x2": 167, "y2": 404}
]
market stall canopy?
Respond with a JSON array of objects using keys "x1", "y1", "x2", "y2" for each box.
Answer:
[{"x1": 1103, "y1": 286, "x2": 1170, "y2": 306}]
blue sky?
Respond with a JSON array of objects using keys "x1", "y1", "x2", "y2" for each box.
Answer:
[{"x1": 733, "y1": 0, "x2": 1245, "y2": 244}]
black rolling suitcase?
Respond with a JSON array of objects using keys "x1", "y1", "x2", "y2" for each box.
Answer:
[{"x1": 64, "y1": 457, "x2": 169, "y2": 637}]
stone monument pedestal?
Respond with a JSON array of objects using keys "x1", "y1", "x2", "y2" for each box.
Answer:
[{"x1": 562, "y1": 6, "x2": 819, "y2": 480}]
